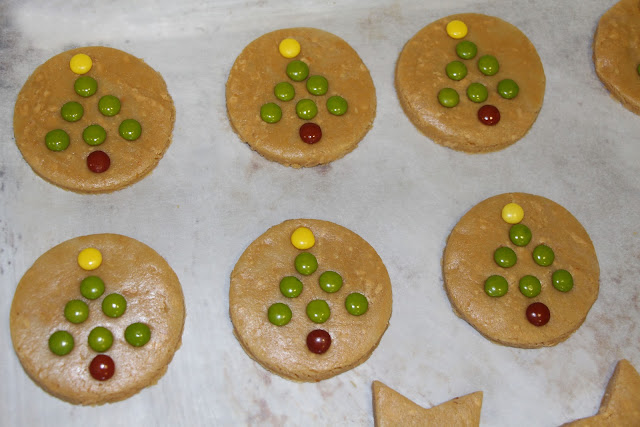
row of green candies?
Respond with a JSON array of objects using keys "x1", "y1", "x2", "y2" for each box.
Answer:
[
  {"x1": 440, "y1": 20, "x2": 520, "y2": 126},
  {"x1": 259, "y1": 38, "x2": 349, "y2": 144},
  {"x1": 48, "y1": 247, "x2": 151, "y2": 381},
  {"x1": 267, "y1": 227, "x2": 369, "y2": 354},
  {"x1": 44, "y1": 53, "x2": 143, "y2": 173}
]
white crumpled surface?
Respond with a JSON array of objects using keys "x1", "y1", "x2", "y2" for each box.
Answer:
[{"x1": 1, "y1": 0, "x2": 639, "y2": 425}]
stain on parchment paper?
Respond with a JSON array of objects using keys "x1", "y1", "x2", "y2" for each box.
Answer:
[{"x1": 358, "y1": 2, "x2": 404, "y2": 41}]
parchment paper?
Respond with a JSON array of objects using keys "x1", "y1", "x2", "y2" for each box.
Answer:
[{"x1": 1, "y1": 0, "x2": 639, "y2": 425}]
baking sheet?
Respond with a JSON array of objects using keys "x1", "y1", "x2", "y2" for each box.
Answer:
[{"x1": 1, "y1": 0, "x2": 639, "y2": 425}]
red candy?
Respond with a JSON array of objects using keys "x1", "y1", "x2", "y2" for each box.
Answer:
[
  {"x1": 89, "y1": 354, "x2": 115, "y2": 380},
  {"x1": 478, "y1": 105, "x2": 500, "y2": 126},
  {"x1": 87, "y1": 150, "x2": 111, "y2": 173},
  {"x1": 306, "y1": 329, "x2": 331, "y2": 354},
  {"x1": 526, "y1": 302, "x2": 550, "y2": 327},
  {"x1": 299, "y1": 123, "x2": 322, "y2": 144}
]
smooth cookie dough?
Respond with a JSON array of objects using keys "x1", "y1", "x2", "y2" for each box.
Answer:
[
  {"x1": 442, "y1": 193, "x2": 599, "y2": 348},
  {"x1": 372, "y1": 381, "x2": 483, "y2": 427},
  {"x1": 593, "y1": 0, "x2": 640, "y2": 116},
  {"x1": 10, "y1": 234, "x2": 185, "y2": 405},
  {"x1": 226, "y1": 28, "x2": 376, "y2": 167},
  {"x1": 395, "y1": 14, "x2": 545, "y2": 152},
  {"x1": 229, "y1": 219, "x2": 392, "y2": 381},
  {"x1": 14, "y1": 46, "x2": 175, "y2": 193},
  {"x1": 564, "y1": 360, "x2": 640, "y2": 426}
]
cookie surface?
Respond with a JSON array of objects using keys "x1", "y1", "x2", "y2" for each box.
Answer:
[
  {"x1": 10, "y1": 234, "x2": 185, "y2": 405},
  {"x1": 372, "y1": 381, "x2": 483, "y2": 427},
  {"x1": 226, "y1": 28, "x2": 376, "y2": 167},
  {"x1": 14, "y1": 46, "x2": 175, "y2": 193},
  {"x1": 564, "y1": 360, "x2": 640, "y2": 426},
  {"x1": 593, "y1": 0, "x2": 640, "y2": 116},
  {"x1": 442, "y1": 193, "x2": 599, "y2": 348},
  {"x1": 395, "y1": 14, "x2": 545, "y2": 152},
  {"x1": 229, "y1": 219, "x2": 392, "y2": 381}
]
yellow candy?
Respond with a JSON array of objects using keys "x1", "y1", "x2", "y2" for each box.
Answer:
[
  {"x1": 502, "y1": 203, "x2": 524, "y2": 224},
  {"x1": 446, "y1": 20, "x2": 468, "y2": 39},
  {"x1": 291, "y1": 227, "x2": 315, "y2": 250},
  {"x1": 78, "y1": 247, "x2": 102, "y2": 270},
  {"x1": 70, "y1": 53, "x2": 92, "y2": 74},
  {"x1": 279, "y1": 38, "x2": 301, "y2": 59}
]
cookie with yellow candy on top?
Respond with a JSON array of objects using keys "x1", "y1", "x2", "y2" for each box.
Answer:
[
  {"x1": 226, "y1": 28, "x2": 376, "y2": 167},
  {"x1": 442, "y1": 193, "x2": 599, "y2": 348},
  {"x1": 229, "y1": 219, "x2": 392, "y2": 381},
  {"x1": 395, "y1": 14, "x2": 545, "y2": 152},
  {"x1": 10, "y1": 234, "x2": 185, "y2": 405},
  {"x1": 13, "y1": 46, "x2": 175, "y2": 193}
]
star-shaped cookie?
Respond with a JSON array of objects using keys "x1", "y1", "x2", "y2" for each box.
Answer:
[
  {"x1": 564, "y1": 359, "x2": 640, "y2": 425},
  {"x1": 372, "y1": 381, "x2": 482, "y2": 426}
]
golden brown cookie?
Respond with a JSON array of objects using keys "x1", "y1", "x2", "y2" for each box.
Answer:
[
  {"x1": 564, "y1": 360, "x2": 640, "y2": 426},
  {"x1": 229, "y1": 219, "x2": 392, "y2": 381},
  {"x1": 442, "y1": 193, "x2": 599, "y2": 348},
  {"x1": 14, "y1": 46, "x2": 175, "y2": 193},
  {"x1": 372, "y1": 381, "x2": 483, "y2": 427},
  {"x1": 226, "y1": 28, "x2": 376, "y2": 167},
  {"x1": 593, "y1": 0, "x2": 640, "y2": 116},
  {"x1": 10, "y1": 234, "x2": 185, "y2": 405},
  {"x1": 395, "y1": 14, "x2": 545, "y2": 152}
]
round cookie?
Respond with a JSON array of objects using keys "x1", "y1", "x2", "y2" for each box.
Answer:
[
  {"x1": 442, "y1": 193, "x2": 599, "y2": 348},
  {"x1": 14, "y1": 46, "x2": 175, "y2": 193},
  {"x1": 395, "y1": 14, "x2": 545, "y2": 152},
  {"x1": 593, "y1": 0, "x2": 640, "y2": 116},
  {"x1": 10, "y1": 234, "x2": 185, "y2": 405},
  {"x1": 229, "y1": 219, "x2": 392, "y2": 381},
  {"x1": 226, "y1": 28, "x2": 376, "y2": 167}
]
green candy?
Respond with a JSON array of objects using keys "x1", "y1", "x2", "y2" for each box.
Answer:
[
  {"x1": 456, "y1": 40, "x2": 478, "y2": 60},
  {"x1": 88, "y1": 326, "x2": 113, "y2": 352},
  {"x1": 102, "y1": 293, "x2": 127, "y2": 318},
  {"x1": 327, "y1": 95, "x2": 348, "y2": 116},
  {"x1": 74, "y1": 76, "x2": 98, "y2": 97},
  {"x1": 64, "y1": 299, "x2": 89, "y2": 324},
  {"x1": 280, "y1": 276, "x2": 303, "y2": 298},
  {"x1": 498, "y1": 79, "x2": 519, "y2": 99},
  {"x1": 268, "y1": 302, "x2": 292, "y2": 326},
  {"x1": 519, "y1": 275, "x2": 541, "y2": 298},
  {"x1": 119, "y1": 119, "x2": 142, "y2": 141},
  {"x1": 83, "y1": 124, "x2": 107, "y2": 146},
  {"x1": 345, "y1": 292, "x2": 368, "y2": 316},
  {"x1": 552, "y1": 269, "x2": 574, "y2": 292},
  {"x1": 80, "y1": 276, "x2": 105, "y2": 300},
  {"x1": 533, "y1": 244, "x2": 555, "y2": 266},
  {"x1": 445, "y1": 61, "x2": 468, "y2": 81},
  {"x1": 286, "y1": 60, "x2": 309, "y2": 82},
  {"x1": 438, "y1": 88, "x2": 459, "y2": 108},
  {"x1": 45, "y1": 129, "x2": 70, "y2": 151},
  {"x1": 61, "y1": 101, "x2": 84, "y2": 122},
  {"x1": 99, "y1": 95, "x2": 121, "y2": 116},
  {"x1": 319, "y1": 271, "x2": 343, "y2": 293},
  {"x1": 509, "y1": 224, "x2": 532, "y2": 247},
  {"x1": 478, "y1": 55, "x2": 499, "y2": 76},
  {"x1": 49, "y1": 330, "x2": 74, "y2": 356},
  {"x1": 467, "y1": 82, "x2": 488, "y2": 103},
  {"x1": 295, "y1": 252, "x2": 318, "y2": 276},
  {"x1": 494, "y1": 247, "x2": 517, "y2": 268},
  {"x1": 484, "y1": 275, "x2": 508, "y2": 297},
  {"x1": 637, "y1": 63, "x2": 640, "y2": 76},
  {"x1": 306, "y1": 75, "x2": 328, "y2": 96},
  {"x1": 306, "y1": 299, "x2": 330, "y2": 324},
  {"x1": 274, "y1": 82, "x2": 295, "y2": 101},
  {"x1": 125, "y1": 323, "x2": 151, "y2": 347},
  {"x1": 295, "y1": 99, "x2": 318, "y2": 120},
  {"x1": 260, "y1": 103, "x2": 282, "y2": 123}
]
